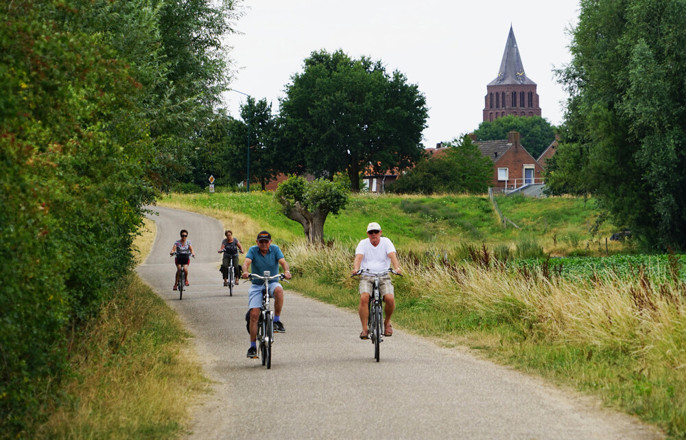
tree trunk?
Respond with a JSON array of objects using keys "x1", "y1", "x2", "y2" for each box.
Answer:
[
  {"x1": 281, "y1": 203, "x2": 330, "y2": 244},
  {"x1": 308, "y1": 209, "x2": 328, "y2": 244},
  {"x1": 347, "y1": 162, "x2": 360, "y2": 193}
]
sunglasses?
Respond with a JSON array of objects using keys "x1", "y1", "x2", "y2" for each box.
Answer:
[
  {"x1": 181, "y1": 234, "x2": 188, "y2": 237},
  {"x1": 367, "y1": 230, "x2": 380, "y2": 235}
]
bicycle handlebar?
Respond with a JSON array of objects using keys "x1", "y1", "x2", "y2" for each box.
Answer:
[
  {"x1": 248, "y1": 273, "x2": 286, "y2": 282},
  {"x1": 351, "y1": 268, "x2": 401, "y2": 278},
  {"x1": 171, "y1": 251, "x2": 194, "y2": 257}
]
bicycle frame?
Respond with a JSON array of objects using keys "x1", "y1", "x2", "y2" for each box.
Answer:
[
  {"x1": 248, "y1": 271, "x2": 284, "y2": 369},
  {"x1": 354, "y1": 269, "x2": 397, "y2": 362},
  {"x1": 221, "y1": 249, "x2": 238, "y2": 296},
  {"x1": 172, "y1": 251, "x2": 191, "y2": 300}
]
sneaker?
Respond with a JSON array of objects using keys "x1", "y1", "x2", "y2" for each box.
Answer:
[
  {"x1": 273, "y1": 320, "x2": 286, "y2": 333},
  {"x1": 247, "y1": 346, "x2": 257, "y2": 358},
  {"x1": 173, "y1": 284, "x2": 177, "y2": 291}
]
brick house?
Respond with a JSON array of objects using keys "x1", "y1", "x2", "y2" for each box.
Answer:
[
  {"x1": 474, "y1": 131, "x2": 544, "y2": 191},
  {"x1": 537, "y1": 135, "x2": 558, "y2": 168}
]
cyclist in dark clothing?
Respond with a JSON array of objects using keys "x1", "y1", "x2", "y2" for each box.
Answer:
[{"x1": 218, "y1": 230, "x2": 244, "y2": 286}]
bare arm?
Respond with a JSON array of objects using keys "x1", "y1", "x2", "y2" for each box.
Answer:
[
  {"x1": 352, "y1": 253, "x2": 364, "y2": 275},
  {"x1": 242, "y1": 257, "x2": 252, "y2": 278},
  {"x1": 388, "y1": 251, "x2": 402, "y2": 275},
  {"x1": 279, "y1": 258, "x2": 291, "y2": 279}
]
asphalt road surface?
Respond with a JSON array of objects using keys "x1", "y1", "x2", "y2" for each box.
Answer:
[{"x1": 137, "y1": 206, "x2": 663, "y2": 440}]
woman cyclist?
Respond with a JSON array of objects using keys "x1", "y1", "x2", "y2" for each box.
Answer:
[
  {"x1": 218, "y1": 229, "x2": 244, "y2": 286},
  {"x1": 170, "y1": 229, "x2": 195, "y2": 290}
]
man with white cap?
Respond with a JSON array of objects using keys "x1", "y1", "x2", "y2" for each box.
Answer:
[{"x1": 351, "y1": 222, "x2": 402, "y2": 339}]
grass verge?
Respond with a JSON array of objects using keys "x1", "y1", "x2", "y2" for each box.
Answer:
[{"x1": 35, "y1": 218, "x2": 208, "y2": 439}]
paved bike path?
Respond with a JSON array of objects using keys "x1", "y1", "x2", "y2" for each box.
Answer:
[{"x1": 137, "y1": 206, "x2": 663, "y2": 440}]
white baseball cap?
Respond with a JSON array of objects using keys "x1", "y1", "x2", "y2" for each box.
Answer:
[{"x1": 367, "y1": 222, "x2": 381, "y2": 232}]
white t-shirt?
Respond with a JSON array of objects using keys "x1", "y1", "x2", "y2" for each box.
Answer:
[{"x1": 355, "y1": 237, "x2": 396, "y2": 273}]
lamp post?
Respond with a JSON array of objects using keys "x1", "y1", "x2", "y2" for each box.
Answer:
[{"x1": 230, "y1": 89, "x2": 251, "y2": 192}]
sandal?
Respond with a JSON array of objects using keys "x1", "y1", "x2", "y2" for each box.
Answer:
[
  {"x1": 359, "y1": 331, "x2": 369, "y2": 340},
  {"x1": 384, "y1": 324, "x2": 393, "y2": 337}
]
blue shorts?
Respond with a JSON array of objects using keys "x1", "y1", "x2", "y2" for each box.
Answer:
[{"x1": 248, "y1": 282, "x2": 282, "y2": 309}]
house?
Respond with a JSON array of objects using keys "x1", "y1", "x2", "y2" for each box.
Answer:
[
  {"x1": 537, "y1": 135, "x2": 559, "y2": 168},
  {"x1": 473, "y1": 131, "x2": 544, "y2": 191},
  {"x1": 363, "y1": 170, "x2": 399, "y2": 193}
]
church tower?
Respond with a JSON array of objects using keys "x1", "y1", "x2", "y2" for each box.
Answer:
[{"x1": 483, "y1": 26, "x2": 541, "y2": 122}]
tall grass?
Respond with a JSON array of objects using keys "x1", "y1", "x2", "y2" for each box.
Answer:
[{"x1": 286, "y1": 243, "x2": 685, "y2": 438}]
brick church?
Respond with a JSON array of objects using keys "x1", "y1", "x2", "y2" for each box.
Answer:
[{"x1": 483, "y1": 25, "x2": 541, "y2": 122}]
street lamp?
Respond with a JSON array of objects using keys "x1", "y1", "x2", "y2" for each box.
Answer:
[{"x1": 230, "y1": 89, "x2": 251, "y2": 192}]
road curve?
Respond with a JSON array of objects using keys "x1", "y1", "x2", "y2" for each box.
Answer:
[{"x1": 136, "y1": 206, "x2": 663, "y2": 440}]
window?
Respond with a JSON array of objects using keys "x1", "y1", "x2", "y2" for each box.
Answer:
[
  {"x1": 498, "y1": 168, "x2": 509, "y2": 181},
  {"x1": 520, "y1": 92, "x2": 525, "y2": 108},
  {"x1": 489, "y1": 93, "x2": 493, "y2": 109},
  {"x1": 501, "y1": 92, "x2": 505, "y2": 108},
  {"x1": 512, "y1": 92, "x2": 517, "y2": 107},
  {"x1": 495, "y1": 93, "x2": 499, "y2": 108},
  {"x1": 528, "y1": 92, "x2": 533, "y2": 107}
]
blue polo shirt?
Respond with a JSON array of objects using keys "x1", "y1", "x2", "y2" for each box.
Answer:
[{"x1": 245, "y1": 244, "x2": 284, "y2": 284}]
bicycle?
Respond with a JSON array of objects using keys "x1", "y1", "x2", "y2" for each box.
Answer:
[
  {"x1": 219, "y1": 248, "x2": 241, "y2": 296},
  {"x1": 352, "y1": 269, "x2": 399, "y2": 362},
  {"x1": 248, "y1": 271, "x2": 285, "y2": 369},
  {"x1": 171, "y1": 251, "x2": 193, "y2": 300}
]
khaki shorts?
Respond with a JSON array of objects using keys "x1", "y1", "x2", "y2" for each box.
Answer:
[{"x1": 358, "y1": 274, "x2": 394, "y2": 297}]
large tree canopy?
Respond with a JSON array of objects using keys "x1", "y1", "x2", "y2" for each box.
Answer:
[
  {"x1": 473, "y1": 115, "x2": 556, "y2": 159},
  {"x1": 279, "y1": 49, "x2": 428, "y2": 192},
  {"x1": 553, "y1": 0, "x2": 686, "y2": 250}
]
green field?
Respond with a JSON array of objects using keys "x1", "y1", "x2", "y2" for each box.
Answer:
[{"x1": 159, "y1": 191, "x2": 621, "y2": 255}]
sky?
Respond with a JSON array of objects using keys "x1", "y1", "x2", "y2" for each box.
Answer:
[{"x1": 222, "y1": 0, "x2": 580, "y2": 149}]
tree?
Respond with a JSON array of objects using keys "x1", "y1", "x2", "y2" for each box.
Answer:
[
  {"x1": 1, "y1": 0, "x2": 156, "y2": 433},
  {"x1": 473, "y1": 115, "x2": 556, "y2": 159},
  {"x1": 555, "y1": 0, "x2": 686, "y2": 249},
  {"x1": 279, "y1": 50, "x2": 428, "y2": 192},
  {"x1": 388, "y1": 135, "x2": 492, "y2": 194},
  {"x1": 274, "y1": 176, "x2": 349, "y2": 244},
  {"x1": 150, "y1": 0, "x2": 238, "y2": 189}
]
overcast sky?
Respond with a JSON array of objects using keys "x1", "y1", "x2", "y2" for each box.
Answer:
[{"x1": 223, "y1": 0, "x2": 580, "y2": 149}]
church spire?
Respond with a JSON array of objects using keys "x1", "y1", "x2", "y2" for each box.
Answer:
[{"x1": 488, "y1": 26, "x2": 536, "y2": 86}]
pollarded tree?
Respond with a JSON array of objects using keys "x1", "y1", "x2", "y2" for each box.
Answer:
[
  {"x1": 279, "y1": 50, "x2": 428, "y2": 192},
  {"x1": 275, "y1": 176, "x2": 349, "y2": 244}
]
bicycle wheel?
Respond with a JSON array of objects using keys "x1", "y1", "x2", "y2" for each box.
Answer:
[
  {"x1": 228, "y1": 267, "x2": 234, "y2": 297},
  {"x1": 258, "y1": 320, "x2": 266, "y2": 366},
  {"x1": 178, "y1": 271, "x2": 184, "y2": 301},
  {"x1": 265, "y1": 315, "x2": 273, "y2": 369},
  {"x1": 374, "y1": 304, "x2": 382, "y2": 362}
]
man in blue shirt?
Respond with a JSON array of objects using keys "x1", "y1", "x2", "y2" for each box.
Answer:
[{"x1": 241, "y1": 231, "x2": 292, "y2": 359}]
